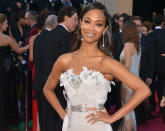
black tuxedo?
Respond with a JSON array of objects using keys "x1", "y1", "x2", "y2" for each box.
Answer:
[
  {"x1": 139, "y1": 34, "x2": 155, "y2": 81},
  {"x1": 135, "y1": 34, "x2": 156, "y2": 124},
  {"x1": 33, "y1": 25, "x2": 72, "y2": 131},
  {"x1": 113, "y1": 31, "x2": 123, "y2": 61},
  {"x1": 149, "y1": 28, "x2": 165, "y2": 102}
]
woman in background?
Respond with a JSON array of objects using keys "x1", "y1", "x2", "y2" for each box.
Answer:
[
  {"x1": 0, "y1": 13, "x2": 28, "y2": 131},
  {"x1": 120, "y1": 20, "x2": 141, "y2": 131}
]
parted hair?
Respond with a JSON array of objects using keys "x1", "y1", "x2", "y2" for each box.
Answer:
[{"x1": 71, "y1": 2, "x2": 113, "y2": 56}]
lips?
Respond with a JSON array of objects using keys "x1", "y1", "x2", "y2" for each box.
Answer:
[{"x1": 85, "y1": 32, "x2": 96, "y2": 37}]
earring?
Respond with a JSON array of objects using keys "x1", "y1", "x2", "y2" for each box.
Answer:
[{"x1": 103, "y1": 33, "x2": 105, "y2": 47}]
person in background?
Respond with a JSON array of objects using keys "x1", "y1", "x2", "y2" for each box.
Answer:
[
  {"x1": 0, "y1": 13, "x2": 29, "y2": 131},
  {"x1": 34, "y1": 6, "x2": 78, "y2": 131}
]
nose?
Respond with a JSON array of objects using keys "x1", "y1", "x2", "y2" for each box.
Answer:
[{"x1": 88, "y1": 23, "x2": 95, "y2": 30}]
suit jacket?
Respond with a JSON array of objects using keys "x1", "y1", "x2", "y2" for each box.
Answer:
[
  {"x1": 42, "y1": 25, "x2": 72, "y2": 108},
  {"x1": 112, "y1": 31, "x2": 123, "y2": 61},
  {"x1": 156, "y1": 32, "x2": 165, "y2": 76},
  {"x1": 139, "y1": 34, "x2": 155, "y2": 80},
  {"x1": 149, "y1": 29, "x2": 165, "y2": 76},
  {"x1": 33, "y1": 29, "x2": 50, "y2": 92}
]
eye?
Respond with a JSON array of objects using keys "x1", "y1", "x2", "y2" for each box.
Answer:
[
  {"x1": 96, "y1": 23, "x2": 103, "y2": 27},
  {"x1": 84, "y1": 20, "x2": 90, "y2": 24}
]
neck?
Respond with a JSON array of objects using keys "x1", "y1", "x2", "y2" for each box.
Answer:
[
  {"x1": 60, "y1": 22, "x2": 69, "y2": 32},
  {"x1": 78, "y1": 41, "x2": 100, "y2": 56}
]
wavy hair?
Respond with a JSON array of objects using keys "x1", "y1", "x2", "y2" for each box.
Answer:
[
  {"x1": 71, "y1": 2, "x2": 113, "y2": 56},
  {"x1": 122, "y1": 20, "x2": 140, "y2": 53}
]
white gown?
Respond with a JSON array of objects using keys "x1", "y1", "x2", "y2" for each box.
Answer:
[{"x1": 60, "y1": 67, "x2": 113, "y2": 131}]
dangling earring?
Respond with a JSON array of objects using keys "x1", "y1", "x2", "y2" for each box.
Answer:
[{"x1": 103, "y1": 33, "x2": 105, "y2": 47}]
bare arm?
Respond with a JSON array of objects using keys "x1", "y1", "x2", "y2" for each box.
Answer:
[
  {"x1": 6, "y1": 35, "x2": 29, "y2": 54},
  {"x1": 29, "y1": 35, "x2": 37, "y2": 62},
  {"x1": 43, "y1": 54, "x2": 70, "y2": 120},
  {"x1": 87, "y1": 58, "x2": 151, "y2": 124}
]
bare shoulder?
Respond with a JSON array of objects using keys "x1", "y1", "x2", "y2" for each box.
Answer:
[
  {"x1": 56, "y1": 53, "x2": 73, "y2": 67},
  {"x1": 101, "y1": 55, "x2": 123, "y2": 74},
  {"x1": 124, "y1": 42, "x2": 135, "y2": 48}
]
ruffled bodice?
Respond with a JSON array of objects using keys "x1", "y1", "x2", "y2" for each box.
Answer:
[
  {"x1": 60, "y1": 67, "x2": 111, "y2": 107},
  {"x1": 59, "y1": 67, "x2": 113, "y2": 131}
]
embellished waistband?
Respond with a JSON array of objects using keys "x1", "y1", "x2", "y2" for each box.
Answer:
[{"x1": 69, "y1": 104, "x2": 104, "y2": 112}]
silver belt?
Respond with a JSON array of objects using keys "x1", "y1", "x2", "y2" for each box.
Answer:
[{"x1": 69, "y1": 104, "x2": 104, "y2": 112}]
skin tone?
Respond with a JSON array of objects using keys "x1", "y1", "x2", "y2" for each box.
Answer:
[
  {"x1": 61, "y1": 12, "x2": 78, "y2": 32},
  {"x1": 141, "y1": 26, "x2": 148, "y2": 36},
  {"x1": 43, "y1": 9, "x2": 151, "y2": 125},
  {"x1": 119, "y1": 16, "x2": 124, "y2": 31},
  {"x1": 133, "y1": 19, "x2": 152, "y2": 86},
  {"x1": 160, "y1": 96, "x2": 165, "y2": 107},
  {"x1": 0, "y1": 19, "x2": 29, "y2": 54}
]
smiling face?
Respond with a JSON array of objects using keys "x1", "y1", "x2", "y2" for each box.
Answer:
[{"x1": 80, "y1": 9, "x2": 107, "y2": 44}]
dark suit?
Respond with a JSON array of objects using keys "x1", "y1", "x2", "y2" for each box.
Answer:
[
  {"x1": 149, "y1": 28, "x2": 165, "y2": 102},
  {"x1": 113, "y1": 31, "x2": 123, "y2": 61},
  {"x1": 135, "y1": 34, "x2": 156, "y2": 124},
  {"x1": 33, "y1": 25, "x2": 72, "y2": 131}
]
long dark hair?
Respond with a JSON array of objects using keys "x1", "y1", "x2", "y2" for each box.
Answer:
[
  {"x1": 71, "y1": 2, "x2": 113, "y2": 56},
  {"x1": 122, "y1": 20, "x2": 140, "y2": 53}
]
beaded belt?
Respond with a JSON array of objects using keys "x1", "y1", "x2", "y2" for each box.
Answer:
[{"x1": 69, "y1": 104, "x2": 104, "y2": 112}]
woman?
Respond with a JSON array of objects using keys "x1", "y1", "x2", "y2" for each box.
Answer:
[
  {"x1": 9, "y1": 10, "x2": 27, "y2": 43},
  {"x1": 120, "y1": 20, "x2": 141, "y2": 131},
  {"x1": 0, "y1": 13, "x2": 29, "y2": 131},
  {"x1": 43, "y1": 2, "x2": 151, "y2": 131}
]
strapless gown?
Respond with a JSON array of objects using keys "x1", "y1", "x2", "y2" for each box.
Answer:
[{"x1": 59, "y1": 67, "x2": 113, "y2": 131}]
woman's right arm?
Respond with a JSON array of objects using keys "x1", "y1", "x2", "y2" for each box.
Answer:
[
  {"x1": 43, "y1": 54, "x2": 69, "y2": 120},
  {"x1": 6, "y1": 35, "x2": 29, "y2": 54}
]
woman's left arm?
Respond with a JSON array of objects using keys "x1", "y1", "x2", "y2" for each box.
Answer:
[{"x1": 87, "y1": 57, "x2": 151, "y2": 124}]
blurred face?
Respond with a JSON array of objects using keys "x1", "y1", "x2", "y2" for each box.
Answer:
[
  {"x1": 80, "y1": 9, "x2": 107, "y2": 44},
  {"x1": 133, "y1": 20, "x2": 142, "y2": 33},
  {"x1": 141, "y1": 26, "x2": 148, "y2": 36},
  {"x1": 65, "y1": 13, "x2": 78, "y2": 32},
  {"x1": 25, "y1": 12, "x2": 32, "y2": 27},
  {"x1": 0, "y1": 19, "x2": 8, "y2": 32},
  {"x1": 119, "y1": 17, "x2": 124, "y2": 30},
  {"x1": 20, "y1": 17, "x2": 26, "y2": 26}
]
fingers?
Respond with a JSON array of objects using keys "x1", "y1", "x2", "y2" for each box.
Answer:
[
  {"x1": 85, "y1": 112, "x2": 95, "y2": 119},
  {"x1": 87, "y1": 107, "x2": 97, "y2": 111}
]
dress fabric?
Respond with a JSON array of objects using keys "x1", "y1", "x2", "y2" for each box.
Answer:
[
  {"x1": 0, "y1": 46, "x2": 12, "y2": 130},
  {"x1": 60, "y1": 67, "x2": 113, "y2": 131},
  {"x1": 119, "y1": 49, "x2": 141, "y2": 131}
]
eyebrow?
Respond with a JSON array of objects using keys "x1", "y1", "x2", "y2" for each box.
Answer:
[{"x1": 83, "y1": 16, "x2": 104, "y2": 23}]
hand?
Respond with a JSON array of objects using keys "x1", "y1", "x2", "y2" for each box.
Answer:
[
  {"x1": 160, "y1": 97, "x2": 165, "y2": 107},
  {"x1": 85, "y1": 108, "x2": 112, "y2": 124},
  {"x1": 18, "y1": 55, "x2": 23, "y2": 61},
  {"x1": 60, "y1": 112, "x2": 67, "y2": 120},
  {"x1": 146, "y1": 78, "x2": 152, "y2": 86}
]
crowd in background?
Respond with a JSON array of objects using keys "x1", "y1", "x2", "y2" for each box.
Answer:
[{"x1": 0, "y1": 0, "x2": 165, "y2": 131}]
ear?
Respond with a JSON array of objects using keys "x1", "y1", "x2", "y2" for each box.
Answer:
[
  {"x1": 64, "y1": 15, "x2": 69, "y2": 22},
  {"x1": 103, "y1": 26, "x2": 108, "y2": 34}
]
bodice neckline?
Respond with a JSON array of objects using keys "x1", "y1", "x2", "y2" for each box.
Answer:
[{"x1": 62, "y1": 66, "x2": 109, "y2": 82}]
